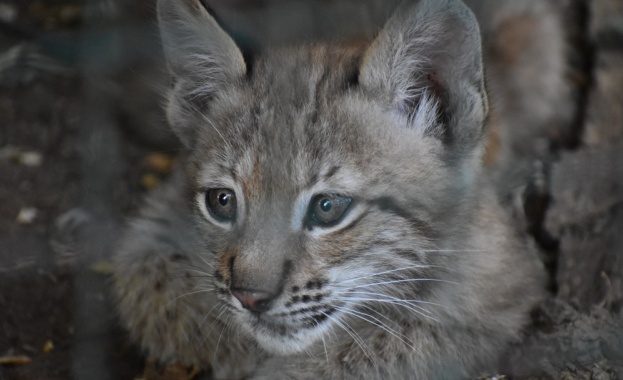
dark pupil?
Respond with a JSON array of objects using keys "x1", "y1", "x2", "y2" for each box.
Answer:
[
  {"x1": 320, "y1": 199, "x2": 332, "y2": 212},
  {"x1": 218, "y1": 192, "x2": 230, "y2": 206},
  {"x1": 207, "y1": 188, "x2": 236, "y2": 222}
]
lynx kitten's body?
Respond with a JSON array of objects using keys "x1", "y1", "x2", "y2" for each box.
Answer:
[{"x1": 114, "y1": 0, "x2": 550, "y2": 378}]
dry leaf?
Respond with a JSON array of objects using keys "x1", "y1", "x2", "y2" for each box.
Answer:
[
  {"x1": 0, "y1": 355, "x2": 32, "y2": 365},
  {"x1": 145, "y1": 153, "x2": 174, "y2": 174}
]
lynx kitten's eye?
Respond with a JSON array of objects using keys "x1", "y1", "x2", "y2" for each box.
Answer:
[
  {"x1": 309, "y1": 194, "x2": 352, "y2": 226},
  {"x1": 206, "y1": 188, "x2": 237, "y2": 222}
]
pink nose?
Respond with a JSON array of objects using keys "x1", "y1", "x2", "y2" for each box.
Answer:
[{"x1": 230, "y1": 289, "x2": 273, "y2": 313}]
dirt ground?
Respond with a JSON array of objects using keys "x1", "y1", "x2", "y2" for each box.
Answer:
[{"x1": 1, "y1": 0, "x2": 622, "y2": 379}]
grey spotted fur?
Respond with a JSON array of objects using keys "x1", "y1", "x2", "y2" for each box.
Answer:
[{"x1": 114, "y1": 0, "x2": 546, "y2": 378}]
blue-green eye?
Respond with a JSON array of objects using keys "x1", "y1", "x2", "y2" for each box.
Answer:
[{"x1": 309, "y1": 194, "x2": 352, "y2": 226}]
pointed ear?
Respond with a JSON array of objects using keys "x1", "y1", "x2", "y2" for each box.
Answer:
[
  {"x1": 360, "y1": 0, "x2": 488, "y2": 161},
  {"x1": 157, "y1": 0, "x2": 246, "y2": 146}
]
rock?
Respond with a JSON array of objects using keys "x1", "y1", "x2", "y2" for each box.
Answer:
[
  {"x1": 0, "y1": 146, "x2": 43, "y2": 167},
  {"x1": 546, "y1": 141, "x2": 623, "y2": 235},
  {"x1": 583, "y1": 52, "x2": 623, "y2": 146},
  {"x1": 590, "y1": 0, "x2": 623, "y2": 50},
  {"x1": 505, "y1": 300, "x2": 623, "y2": 379},
  {"x1": 545, "y1": 142, "x2": 623, "y2": 311},
  {"x1": 16, "y1": 207, "x2": 38, "y2": 225},
  {"x1": 0, "y1": 3, "x2": 17, "y2": 23},
  {"x1": 556, "y1": 204, "x2": 623, "y2": 310}
]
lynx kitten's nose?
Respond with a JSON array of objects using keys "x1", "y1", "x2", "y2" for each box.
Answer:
[{"x1": 230, "y1": 288, "x2": 274, "y2": 313}]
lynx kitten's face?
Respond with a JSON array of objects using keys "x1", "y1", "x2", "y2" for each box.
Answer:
[
  {"x1": 158, "y1": 0, "x2": 487, "y2": 354},
  {"x1": 187, "y1": 51, "x2": 451, "y2": 353}
]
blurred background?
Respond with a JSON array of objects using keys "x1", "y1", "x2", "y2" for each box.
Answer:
[{"x1": 0, "y1": 0, "x2": 622, "y2": 379}]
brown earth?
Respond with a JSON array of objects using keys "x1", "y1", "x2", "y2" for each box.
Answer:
[{"x1": 1, "y1": 0, "x2": 622, "y2": 379}]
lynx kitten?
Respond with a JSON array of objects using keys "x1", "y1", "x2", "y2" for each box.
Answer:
[{"x1": 114, "y1": 0, "x2": 546, "y2": 378}]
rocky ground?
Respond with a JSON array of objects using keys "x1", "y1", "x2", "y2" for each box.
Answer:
[{"x1": 0, "y1": 0, "x2": 622, "y2": 379}]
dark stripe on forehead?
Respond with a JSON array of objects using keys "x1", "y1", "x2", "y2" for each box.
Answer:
[
  {"x1": 324, "y1": 165, "x2": 341, "y2": 180},
  {"x1": 368, "y1": 197, "x2": 437, "y2": 239},
  {"x1": 230, "y1": 168, "x2": 238, "y2": 182},
  {"x1": 307, "y1": 172, "x2": 319, "y2": 188},
  {"x1": 310, "y1": 65, "x2": 331, "y2": 125},
  {"x1": 307, "y1": 165, "x2": 342, "y2": 188}
]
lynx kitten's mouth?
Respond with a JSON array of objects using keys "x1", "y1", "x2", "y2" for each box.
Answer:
[
  {"x1": 246, "y1": 306, "x2": 339, "y2": 354},
  {"x1": 229, "y1": 289, "x2": 341, "y2": 354}
]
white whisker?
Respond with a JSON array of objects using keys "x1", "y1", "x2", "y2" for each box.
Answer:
[
  {"x1": 193, "y1": 252, "x2": 216, "y2": 270},
  {"x1": 193, "y1": 304, "x2": 225, "y2": 354},
  {"x1": 321, "y1": 311, "x2": 375, "y2": 366},
  {"x1": 332, "y1": 290, "x2": 443, "y2": 321},
  {"x1": 333, "y1": 290, "x2": 448, "y2": 311},
  {"x1": 419, "y1": 249, "x2": 492, "y2": 253},
  {"x1": 337, "y1": 264, "x2": 439, "y2": 286},
  {"x1": 321, "y1": 335, "x2": 329, "y2": 365},
  {"x1": 334, "y1": 296, "x2": 440, "y2": 323},
  {"x1": 351, "y1": 277, "x2": 459, "y2": 290},
  {"x1": 333, "y1": 305, "x2": 421, "y2": 357},
  {"x1": 212, "y1": 316, "x2": 228, "y2": 363},
  {"x1": 174, "y1": 266, "x2": 214, "y2": 278},
  {"x1": 165, "y1": 287, "x2": 214, "y2": 308},
  {"x1": 194, "y1": 300, "x2": 224, "y2": 337}
]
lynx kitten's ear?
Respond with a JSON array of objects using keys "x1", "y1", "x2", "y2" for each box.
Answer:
[
  {"x1": 158, "y1": 0, "x2": 246, "y2": 146},
  {"x1": 360, "y1": 0, "x2": 488, "y2": 161}
]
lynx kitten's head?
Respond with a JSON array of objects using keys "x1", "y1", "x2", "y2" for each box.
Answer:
[{"x1": 158, "y1": 0, "x2": 487, "y2": 354}]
